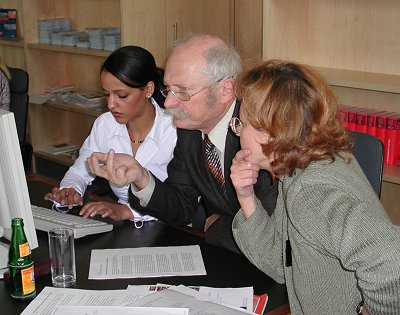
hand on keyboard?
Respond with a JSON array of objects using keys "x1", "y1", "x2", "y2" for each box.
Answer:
[
  {"x1": 44, "y1": 187, "x2": 83, "y2": 210},
  {"x1": 31, "y1": 205, "x2": 113, "y2": 238},
  {"x1": 79, "y1": 202, "x2": 134, "y2": 221},
  {"x1": 48, "y1": 198, "x2": 79, "y2": 213}
]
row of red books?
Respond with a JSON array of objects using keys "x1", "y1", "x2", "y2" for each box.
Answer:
[{"x1": 338, "y1": 104, "x2": 400, "y2": 167}]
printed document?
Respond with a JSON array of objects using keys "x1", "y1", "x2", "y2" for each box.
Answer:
[
  {"x1": 129, "y1": 283, "x2": 254, "y2": 311},
  {"x1": 89, "y1": 245, "x2": 206, "y2": 279},
  {"x1": 54, "y1": 306, "x2": 189, "y2": 315},
  {"x1": 126, "y1": 285, "x2": 255, "y2": 314},
  {"x1": 20, "y1": 286, "x2": 155, "y2": 315}
]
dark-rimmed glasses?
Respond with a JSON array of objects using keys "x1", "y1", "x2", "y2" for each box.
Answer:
[
  {"x1": 230, "y1": 117, "x2": 247, "y2": 136},
  {"x1": 160, "y1": 79, "x2": 222, "y2": 101}
]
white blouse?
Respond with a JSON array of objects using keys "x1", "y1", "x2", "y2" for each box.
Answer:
[{"x1": 60, "y1": 98, "x2": 177, "y2": 222}]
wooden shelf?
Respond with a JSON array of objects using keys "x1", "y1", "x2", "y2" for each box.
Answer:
[
  {"x1": 0, "y1": 38, "x2": 24, "y2": 47},
  {"x1": 34, "y1": 150, "x2": 75, "y2": 167},
  {"x1": 39, "y1": 101, "x2": 105, "y2": 118},
  {"x1": 26, "y1": 43, "x2": 111, "y2": 58},
  {"x1": 383, "y1": 165, "x2": 400, "y2": 185},
  {"x1": 313, "y1": 66, "x2": 400, "y2": 95}
]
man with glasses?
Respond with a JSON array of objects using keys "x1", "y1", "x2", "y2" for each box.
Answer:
[{"x1": 87, "y1": 34, "x2": 277, "y2": 253}]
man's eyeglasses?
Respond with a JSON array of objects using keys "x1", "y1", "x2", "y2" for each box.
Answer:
[
  {"x1": 230, "y1": 117, "x2": 247, "y2": 136},
  {"x1": 160, "y1": 79, "x2": 222, "y2": 102}
]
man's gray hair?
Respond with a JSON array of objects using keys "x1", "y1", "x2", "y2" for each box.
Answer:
[{"x1": 174, "y1": 34, "x2": 242, "y2": 83}]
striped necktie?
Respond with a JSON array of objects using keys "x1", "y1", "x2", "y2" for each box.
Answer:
[{"x1": 203, "y1": 134, "x2": 227, "y2": 199}]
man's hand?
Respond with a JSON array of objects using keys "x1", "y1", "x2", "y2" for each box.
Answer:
[
  {"x1": 79, "y1": 202, "x2": 134, "y2": 221},
  {"x1": 44, "y1": 187, "x2": 83, "y2": 209},
  {"x1": 87, "y1": 149, "x2": 150, "y2": 189}
]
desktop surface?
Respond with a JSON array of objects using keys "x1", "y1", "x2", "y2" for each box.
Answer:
[{"x1": 1, "y1": 175, "x2": 289, "y2": 314}]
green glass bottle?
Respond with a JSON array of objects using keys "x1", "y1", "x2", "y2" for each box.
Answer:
[{"x1": 7, "y1": 218, "x2": 36, "y2": 300}]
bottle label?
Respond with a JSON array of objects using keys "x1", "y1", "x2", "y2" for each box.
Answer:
[
  {"x1": 19, "y1": 242, "x2": 31, "y2": 257},
  {"x1": 21, "y1": 265, "x2": 35, "y2": 295}
]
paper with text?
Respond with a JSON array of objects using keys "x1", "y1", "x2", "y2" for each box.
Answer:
[
  {"x1": 129, "y1": 283, "x2": 254, "y2": 311},
  {"x1": 20, "y1": 286, "x2": 154, "y2": 315},
  {"x1": 89, "y1": 245, "x2": 206, "y2": 279},
  {"x1": 126, "y1": 285, "x2": 255, "y2": 314},
  {"x1": 55, "y1": 306, "x2": 189, "y2": 315}
]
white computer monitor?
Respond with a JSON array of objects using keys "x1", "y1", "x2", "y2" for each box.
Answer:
[{"x1": 0, "y1": 109, "x2": 38, "y2": 269}]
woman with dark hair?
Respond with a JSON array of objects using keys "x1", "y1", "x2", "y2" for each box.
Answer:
[
  {"x1": 230, "y1": 60, "x2": 400, "y2": 314},
  {"x1": 45, "y1": 46, "x2": 176, "y2": 226}
]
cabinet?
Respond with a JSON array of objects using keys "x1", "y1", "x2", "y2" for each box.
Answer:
[
  {"x1": 0, "y1": 0, "x2": 25, "y2": 69},
  {"x1": 263, "y1": 0, "x2": 400, "y2": 221},
  {"x1": 0, "y1": 0, "x2": 235, "y2": 171}
]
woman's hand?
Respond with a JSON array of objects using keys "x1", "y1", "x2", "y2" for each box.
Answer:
[
  {"x1": 230, "y1": 149, "x2": 260, "y2": 218},
  {"x1": 79, "y1": 202, "x2": 134, "y2": 221},
  {"x1": 44, "y1": 187, "x2": 83, "y2": 209}
]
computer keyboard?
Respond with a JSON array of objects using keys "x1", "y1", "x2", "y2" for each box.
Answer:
[{"x1": 31, "y1": 205, "x2": 113, "y2": 238}]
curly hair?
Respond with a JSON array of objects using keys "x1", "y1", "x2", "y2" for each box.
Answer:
[{"x1": 235, "y1": 60, "x2": 353, "y2": 177}]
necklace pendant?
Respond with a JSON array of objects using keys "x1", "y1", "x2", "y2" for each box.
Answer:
[{"x1": 130, "y1": 139, "x2": 144, "y2": 144}]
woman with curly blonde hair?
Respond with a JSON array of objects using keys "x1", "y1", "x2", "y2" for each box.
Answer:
[{"x1": 230, "y1": 60, "x2": 400, "y2": 314}]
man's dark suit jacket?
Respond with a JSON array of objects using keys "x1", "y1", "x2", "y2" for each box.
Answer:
[{"x1": 130, "y1": 102, "x2": 278, "y2": 253}]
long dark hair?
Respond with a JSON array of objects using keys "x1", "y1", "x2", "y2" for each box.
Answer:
[{"x1": 101, "y1": 46, "x2": 165, "y2": 106}]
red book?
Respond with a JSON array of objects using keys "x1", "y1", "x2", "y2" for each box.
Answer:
[
  {"x1": 366, "y1": 110, "x2": 385, "y2": 136},
  {"x1": 355, "y1": 109, "x2": 377, "y2": 133},
  {"x1": 337, "y1": 104, "x2": 352, "y2": 128},
  {"x1": 385, "y1": 114, "x2": 400, "y2": 166},
  {"x1": 376, "y1": 112, "x2": 395, "y2": 164},
  {"x1": 347, "y1": 107, "x2": 366, "y2": 131}
]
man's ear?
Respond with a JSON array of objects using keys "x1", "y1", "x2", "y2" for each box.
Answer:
[{"x1": 220, "y1": 78, "x2": 235, "y2": 102}]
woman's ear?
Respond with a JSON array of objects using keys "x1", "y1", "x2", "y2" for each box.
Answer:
[
  {"x1": 145, "y1": 82, "x2": 155, "y2": 98},
  {"x1": 256, "y1": 130, "x2": 271, "y2": 144}
]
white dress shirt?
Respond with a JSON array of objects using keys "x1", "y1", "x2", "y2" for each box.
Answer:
[{"x1": 60, "y1": 98, "x2": 177, "y2": 222}]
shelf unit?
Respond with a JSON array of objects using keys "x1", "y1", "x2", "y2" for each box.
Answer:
[
  {"x1": 0, "y1": 0, "x2": 235, "y2": 170},
  {"x1": 263, "y1": 0, "x2": 400, "y2": 220}
]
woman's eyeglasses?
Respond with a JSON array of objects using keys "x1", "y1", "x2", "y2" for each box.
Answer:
[{"x1": 229, "y1": 117, "x2": 246, "y2": 136}]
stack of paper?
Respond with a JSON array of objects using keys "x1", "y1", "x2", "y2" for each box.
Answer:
[
  {"x1": 20, "y1": 284, "x2": 267, "y2": 315},
  {"x1": 20, "y1": 245, "x2": 268, "y2": 315}
]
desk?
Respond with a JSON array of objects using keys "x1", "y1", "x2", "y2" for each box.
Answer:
[{"x1": 1, "y1": 174, "x2": 289, "y2": 314}]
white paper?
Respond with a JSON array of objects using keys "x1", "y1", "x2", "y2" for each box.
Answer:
[
  {"x1": 29, "y1": 94, "x2": 54, "y2": 104},
  {"x1": 89, "y1": 245, "x2": 206, "y2": 279},
  {"x1": 20, "y1": 286, "x2": 155, "y2": 315},
  {"x1": 129, "y1": 283, "x2": 254, "y2": 311},
  {"x1": 196, "y1": 286, "x2": 254, "y2": 311},
  {"x1": 55, "y1": 306, "x2": 189, "y2": 315},
  {"x1": 126, "y1": 285, "x2": 255, "y2": 314}
]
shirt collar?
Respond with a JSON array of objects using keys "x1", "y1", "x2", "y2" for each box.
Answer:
[
  {"x1": 207, "y1": 99, "x2": 236, "y2": 152},
  {"x1": 114, "y1": 98, "x2": 173, "y2": 147}
]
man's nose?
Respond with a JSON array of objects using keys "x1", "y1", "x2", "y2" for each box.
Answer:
[{"x1": 163, "y1": 91, "x2": 179, "y2": 108}]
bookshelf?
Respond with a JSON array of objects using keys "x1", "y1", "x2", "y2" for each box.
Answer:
[
  {"x1": 0, "y1": 0, "x2": 234, "y2": 169},
  {"x1": 263, "y1": 0, "x2": 400, "y2": 220}
]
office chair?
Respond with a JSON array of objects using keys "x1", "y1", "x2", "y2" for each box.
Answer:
[
  {"x1": 8, "y1": 67, "x2": 33, "y2": 171},
  {"x1": 349, "y1": 130, "x2": 384, "y2": 197}
]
